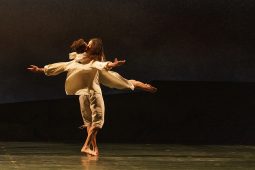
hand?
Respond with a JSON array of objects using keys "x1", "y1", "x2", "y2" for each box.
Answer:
[
  {"x1": 108, "y1": 58, "x2": 126, "y2": 68},
  {"x1": 27, "y1": 65, "x2": 44, "y2": 73}
]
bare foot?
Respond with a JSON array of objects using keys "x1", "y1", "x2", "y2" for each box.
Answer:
[
  {"x1": 94, "y1": 147, "x2": 99, "y2": 156},
  {"x1": 81, "y1": 147, "x2": 97, "y2": 156}
]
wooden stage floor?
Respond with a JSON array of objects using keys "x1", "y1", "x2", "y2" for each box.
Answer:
[{"x1": 1, "y1": 142, "x2": 255, "y2": 169}]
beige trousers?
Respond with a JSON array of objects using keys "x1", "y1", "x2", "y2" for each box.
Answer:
[{"x1": 79, "y1": 93, "x2": 105, "y2": 129}]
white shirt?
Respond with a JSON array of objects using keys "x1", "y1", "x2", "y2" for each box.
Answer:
[{"x1": 44, "y1": 53, "x2": 134, "y2": 95}]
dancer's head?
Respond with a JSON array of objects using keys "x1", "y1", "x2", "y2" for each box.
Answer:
[
  {"x1": 86, "y1": 38, "x2": 106, "y2": 61},
  {"x1": 70, "y1": 38, "x2": 87, "y2": 54}
]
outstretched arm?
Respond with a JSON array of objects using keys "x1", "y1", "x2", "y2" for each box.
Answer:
[
  {"x1": 106, "y1": 58, "x2": 126, "y2": 70},
  {"x1": 27, "y1": 65, "x2": 45, "y2": 73},
  {"x1": 27, "y1": 62, "x2": 69, "y2": 76},
  {"x1": 92, "y1": 58, "x2": 126, "y2": 71},
  {"x1": 99, "y1": 70, "x2": 157, "y2": 93}
]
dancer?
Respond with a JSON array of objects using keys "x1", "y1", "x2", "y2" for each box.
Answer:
[
  {"x1": 28, "y1": 41, "x2": 127, "y2": 156},
  {"x1": 27, "y1": 38, "x2": 157, "y2": 156},
  {"x1": 70, "y1": 38, "x2": 157, "y2": 93},
  {"x1": 69, "y1": 38, "x2": 157, "y2": 155}
]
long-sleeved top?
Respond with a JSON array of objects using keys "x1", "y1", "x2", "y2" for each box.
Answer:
[{"x1": 44, "y1": 53, "x2": 134, "y2": 95}]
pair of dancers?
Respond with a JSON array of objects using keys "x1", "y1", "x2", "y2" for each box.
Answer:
[{"x1": 28, "y1": 38, "x2": 157, "y2": 156}]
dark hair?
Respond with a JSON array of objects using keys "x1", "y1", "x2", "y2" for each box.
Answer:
[
  {"x1": 70, "y1": 38, "x2": 87, "y2": 54},
  {"x1": 88, "y1": 38, "x2": 106, "y2": 61}
]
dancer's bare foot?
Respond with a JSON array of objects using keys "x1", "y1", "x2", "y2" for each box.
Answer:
[
  {"x1": 81, "y1": 146, "x2": 97, "y2": 156},
  {"x1": 94, "y1": 147, "x2": 99, "y2": 156}
]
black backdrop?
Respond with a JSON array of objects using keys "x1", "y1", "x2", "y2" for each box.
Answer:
[
  {"x1": 0, "y1": 0, "x2": 255, "y2": 103},
  {"x1": 1, "y1": 0, "x2": 255, "y2": 143},
  {"x1": 1, "y1": 81, "x2": 255, "y2": 144}
]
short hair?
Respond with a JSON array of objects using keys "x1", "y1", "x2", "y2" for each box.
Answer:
[{"x1": 70, "y1": 38, "x2": 87, "y2": 54}]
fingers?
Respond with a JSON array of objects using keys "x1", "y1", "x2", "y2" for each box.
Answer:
[
  {"x1": 27, "y1": 66, "x2": 34, "y2": 70},
  {"x1": 116, "y1": 59, "x2": 126, "y2": 63},
  {"x1": 28, "y1": 65, "x2": 36, "y2": 69},
  {"x1": 113, "y1": 57, "x2": 126, "y2": 62},
  {"x1": 27, "y1": 65, "x2": 38, "y2": 72},
  {"x1": 118, "y1": 60, "x2": 126, "y2": 64},
  {"x1": 112, "y1": 58, "x2": 126, "y2": 67}
]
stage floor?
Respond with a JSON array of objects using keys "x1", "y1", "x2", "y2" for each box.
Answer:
[{"x1": 0, "y1": 142, "x2": 255, "y2": 170}]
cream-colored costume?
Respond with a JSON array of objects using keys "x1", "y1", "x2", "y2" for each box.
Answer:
[
  {"x1": 69, "y1": 52, "x2": 135, "y2": 91},
  {"x1": 44, "y1": 52, "x2": 134, "y2": 128}
]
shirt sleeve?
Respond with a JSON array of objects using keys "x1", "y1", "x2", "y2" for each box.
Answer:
[
  {"x1": 99, "y1": 70, "x2": 135, "y2": 90},
  {"x1": 91, "y1": 61, "x2": 111, "y2": 71},
  {"x1": 44, "y1": 62, "x2": 69, "y2": 76}
]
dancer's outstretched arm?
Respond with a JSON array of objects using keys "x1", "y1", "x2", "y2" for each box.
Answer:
[
  {"x1": 27, "y1": 62, "x2": 69, "y2": 76},
  {"x1": 92, "y1": 58, "x2": 126, "y2": 71},
  {"x1": 106, "y1": 58, "x2": 126, "y2": 70},
  {"x1": 98, "y1": 59, "x2": 157, "y2": 93},
  {"x1": 27, "y1": 65, "x2": 45, "y2": 73}
]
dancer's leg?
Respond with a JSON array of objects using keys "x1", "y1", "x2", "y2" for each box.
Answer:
[
  {"x1": 79, "y1": 95, "x2": 94, "y2": 154},
  {"x1": 81, "y1": 126, "x2": 99, "y2": 156},
  {"x1": 92, "y1": 131, "x2": 98, "y2": 155},
  {"x1": 89, "y1": 93, "x2": 105, "y2": 156},
  {"x1": 86, "y1": 126, "x2": 93, "y2": 150},
  {"x1": 87, "y1": 126, "x2": 98, "y2": 154},
  {"x1": 129, "y1": 80, "x2": 157, "y2": 93}
]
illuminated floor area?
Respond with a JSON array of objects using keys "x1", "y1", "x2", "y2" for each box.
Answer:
[{"x1": 1, "y1": 142, "x2": 255, "y2": 170}]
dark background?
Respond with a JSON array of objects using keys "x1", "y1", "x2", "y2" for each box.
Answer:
[
  {"x1": 1, "y1": 81, "x2": 255, "y2": 144},
  {"x1": 0, "y1": 0, "x2": 255, "y2": 144},
  {"x1": 0, "y1": 0, "x2": 255, "y2": 103}
]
